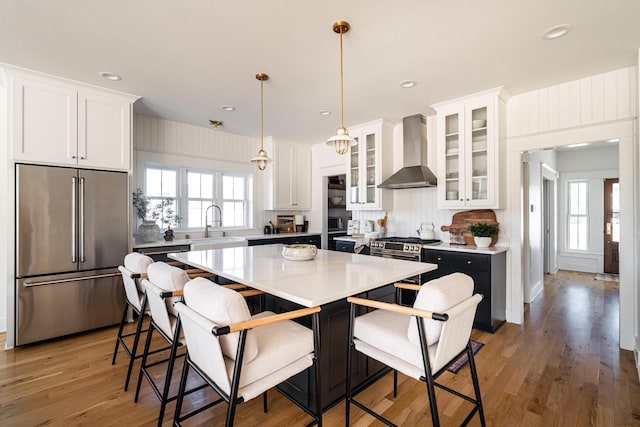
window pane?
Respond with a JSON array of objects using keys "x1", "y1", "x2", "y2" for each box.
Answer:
[
  {"x1": 569, "y1": 182, "x2": 587, "y2": 215},
  {"x1": 612, "y1": 183, "x2": 619, "y2": 211},
  {"x1": 188, "y1": 172, "x2": 201, "y2": 198},
  {"x1": 223, "y1": 201, "x2": 244, "y2": 227},
  {"x1": 223, "y1": 175, "x2": 233, "y2": 199},
  {"x1": 234, "y1": 177, "x2": 244, "y2": 199},
  {"x1": 188, "y1": 200, "x2": 204, "y2": 228},
  {"x1": 162, "y1": 170, "x2": 177, "y2": 197},
  {"x1": 146, "y1": 169, "x2": 162, "y2": 197},
  {"x1": 201, "y1": 174, "x2": 214, "y2": 199},
  {"x1": 568, "y1": 216, "x2": 587, "y2": 250}
]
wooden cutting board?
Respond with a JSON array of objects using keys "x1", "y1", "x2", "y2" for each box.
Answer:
[{"x1": 440, "y1": 209, "x2": 498, "y2": 246}]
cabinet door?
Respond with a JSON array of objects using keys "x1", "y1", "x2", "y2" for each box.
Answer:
[
  {"x1": 12, "y1": 77, "x2": 78, "y2": 165},
  {"x1": 437, "y1": 105, "x2": 465, "y2": 208},
  {"x1": 78, "y1": 91, "x2": 131, "y2": 170},
  {"x1": 465, "y1": 99, "x2": 494, "y2": 207},
  {"x1": 291, "y1": 145, "x2": 311, "y2": 209},
  {"x1": 346, "y1": 122, "x2": 384, "y2": 210},
  {"x1": 273, "y1": 143, "x2": 293, "y2": 208}
]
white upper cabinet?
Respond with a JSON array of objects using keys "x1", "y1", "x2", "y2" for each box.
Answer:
[
  {"x1": 263, "y1": 138, "x2": 311, "y2": 210},
  {"x1": 432, "y1": 87, "x2": 508, "y2": 209},
  {"x1": 345, "y1": 119, "x2": 393, "y2": 211},
  {"x1": 8, "y1": 67, "x2": 138, "y2": 171}
]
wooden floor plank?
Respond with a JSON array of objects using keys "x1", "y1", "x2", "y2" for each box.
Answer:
[{"x1": 0, "y1": 270, "x2": 639, "y2": 426}]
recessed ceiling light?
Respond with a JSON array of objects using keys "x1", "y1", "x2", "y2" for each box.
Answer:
[
  {"x1": 566, "y1": 143, "x2": 588, "y2": 148},
  {"x1": 98, "y1": 71, "x2": 121, "y2": 81},
  {"x1": 400, "y1": 80, "x2": 417, "y2": 88},
  {"x1": 319, "y1": 110, "x2": 331, "y2": 116},
  {"x1": 221, "y1": 105, "x2": 235, "y2": 111},
  {"x1": 542, "y1": 24, "x2": 572, "y2": 40}
]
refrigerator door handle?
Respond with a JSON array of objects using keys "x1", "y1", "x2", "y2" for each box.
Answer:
[
  {"x1": 79, "y1": 177, "x2": 85, "y2": 263},
  {"x1": 71, "y1": 176, "x2": 77, "y2": 263},
  {"x1": 23, "y1": 272, "x2": 121, "y2": 287}
]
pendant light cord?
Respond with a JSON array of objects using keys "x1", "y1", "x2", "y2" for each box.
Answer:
[
  {"x1": 339, "y1": 29, "x2": 345, "y2": 129},
  {"x1": 260, "y1": 78, "x2": 264, "y2": 150}
]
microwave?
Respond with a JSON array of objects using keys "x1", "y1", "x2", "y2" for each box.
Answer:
[{"x1": 328, "y1": 217, "x2": 343, "y2": 231}]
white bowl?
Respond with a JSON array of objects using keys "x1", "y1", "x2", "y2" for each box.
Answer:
[
  {"x1": 282, "y1": 244, "x2": 317, "y2": 261},
  {"x1": 329, "y1": 196, "x2": 343, "y2": 205},
  {"x1": 472, "y1": 119, "x2": 487, "y2": 129}
]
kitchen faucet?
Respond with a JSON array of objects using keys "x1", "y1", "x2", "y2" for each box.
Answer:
[{"x1": 204, "y1": 204, "x2": 222, "y2": 238}]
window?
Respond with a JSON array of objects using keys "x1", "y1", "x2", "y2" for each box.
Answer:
[
  {"x1": 145, "y1": 167, "x2": 178, "y2": 226},
  {"x1": 567, "y1": 181, "x2": 588, "y2": 250},
  {"x1": 143, "y1": 165, "x2": 251, "y2": 230}
]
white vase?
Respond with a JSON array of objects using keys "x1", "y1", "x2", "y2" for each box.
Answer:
[
  {"x1": 474, "y1": 236, "x2": 492, "y2": 248},
  {"x1": 138, "y1": 220, "x2": 160, "y2": 243}
]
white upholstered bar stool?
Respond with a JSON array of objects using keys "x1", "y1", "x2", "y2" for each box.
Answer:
[
  {"x1": 173, "y1": 277, "x2": 323, "y2": 426},
  {"x1": 345, "y1": 273, "x2": 486, "y2": 426},
  {"x1": 134, "y1": 261, "x2": 209, "y2": 426},
  {"x1": 113, "y1": 252, "x2": 155, "y2": 391}
]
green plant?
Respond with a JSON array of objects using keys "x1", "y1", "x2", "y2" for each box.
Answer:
[
  {"x1": 467, "y1": 222, "x2": 499, "y2": 237},
  {"x1": 132, "y1": 188, "x2": 182, "y2": 227}
]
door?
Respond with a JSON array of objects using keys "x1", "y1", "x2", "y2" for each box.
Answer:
[
  {"x1": 603, "y1": 178, "x2": 619, "y2": 274},
  {"x1": 79, "y1": 169, "x2": 128, "y2": 270},
  {"x1": 16, "y1": 164, "x2": 78, "y2": 276}
]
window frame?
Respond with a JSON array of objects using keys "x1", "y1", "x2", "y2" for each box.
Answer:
[
  {"x1": 143, "y1": 162, "x2": 253, "y2": 231},
  {"x1": 566, "y1": 179, "x2": 589, "y2": 251}
]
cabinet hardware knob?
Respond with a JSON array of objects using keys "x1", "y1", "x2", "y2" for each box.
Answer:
[
  {"x1": 459, "y1": 199, "x2": 463, "y2": 202},
  {"x1": 466, "y1": 198, "x2": 470, "y2": 201},
  {"x1": 437, "y1": 257, "x2": 442, "y2": 261},
  {"x1": 80, "y1": 156, "x2": 86, "y2": 160},
  {"x1": 71, "y1": 155, "x2": 77, "y2": 159},
  {"x1": 467, "y1": 260, "x2": 472, "y2": 264}
]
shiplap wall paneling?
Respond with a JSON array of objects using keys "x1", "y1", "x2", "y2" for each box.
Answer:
[
  {"x1": 133, "y1": 114, "x2": 259, "y2": 163},
  {"x1": 508, "y1": 67, "x2": 636, "y2": 138}
]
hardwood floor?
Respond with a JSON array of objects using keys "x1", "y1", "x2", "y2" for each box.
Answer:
[{"x1": 1, "y1": 270, "x2": 639, "y2": 426}]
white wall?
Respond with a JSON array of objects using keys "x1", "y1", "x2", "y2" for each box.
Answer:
[
  {"x1": 556, "y1": 146, "x2": 619, "y2": 273},
  {"x1": 506, "y1": 66, "x2": 637, "y2": 351},
  {"x1": 521, "y1": 149, "x2": 558, "y2": 301}
]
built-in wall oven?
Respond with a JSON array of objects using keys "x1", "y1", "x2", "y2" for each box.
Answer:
[{"x1": 369, "y1": 237, "x2": 440, "y2": 304}]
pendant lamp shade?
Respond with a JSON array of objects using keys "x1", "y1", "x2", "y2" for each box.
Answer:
[
  {"x1": 251, "y1": 73, "x2": 272, "y2": 170},
  {"x1": 326, "y1": 21, "x2": 356, "y2": 155}
]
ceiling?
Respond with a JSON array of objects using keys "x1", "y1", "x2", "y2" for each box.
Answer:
[{"x1": 2, "y1": 0, "x2": 640, "y2": 145}]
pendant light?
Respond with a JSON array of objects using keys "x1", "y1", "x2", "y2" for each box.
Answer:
[
  {"x1": 326, "y1": 20, "x2": 356, "y2": 155},
  {"x1": 251, "y1": 73, "x2": 272, "y2": 170}
]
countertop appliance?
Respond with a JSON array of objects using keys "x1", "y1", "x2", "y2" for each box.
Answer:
[
  {"x1": 328, "y1": 216, "x2": 343, "y2": 231},
  {"x1": 369, "y1": 237, "x2": 441, "y2": 304},
  {"x1": 15, "y1": 164, "x2": 128, "y2": 345}
]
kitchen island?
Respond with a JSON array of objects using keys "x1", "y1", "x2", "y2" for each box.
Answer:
[{"x1": 169, "y1": 245, "x2": 437, "y2": 411}]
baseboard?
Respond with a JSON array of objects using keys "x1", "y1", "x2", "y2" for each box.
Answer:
[{"x1": 636, "y1": 339, "x2": 640, "y2": 382}]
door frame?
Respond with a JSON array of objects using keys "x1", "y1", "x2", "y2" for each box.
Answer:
[
  {"x1": 506, "y1": 120, "x2": 636, "y2": 350},
  {"x1": 541, "y1": 163, "x2": 559, "y2": 275},
  {"x1": 603, "y1": 178, "x2": 620, "y2": 274}
]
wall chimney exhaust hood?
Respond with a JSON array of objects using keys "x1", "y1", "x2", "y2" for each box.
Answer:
[{"x1": 377, "y1": 114, "x2": 437, "y2": 189}]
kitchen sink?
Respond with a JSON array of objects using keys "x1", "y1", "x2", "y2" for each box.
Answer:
[{"x1": 189, "y1": 236, "x2": 248, "y2": 250}]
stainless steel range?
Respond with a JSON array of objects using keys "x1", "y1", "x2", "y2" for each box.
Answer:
[
  {"x1": 369, "y1": 237, "x2": 441, "y2": 286},
  {"x1": 370, "y1": 237, "x2": 441, "y2": 304}
]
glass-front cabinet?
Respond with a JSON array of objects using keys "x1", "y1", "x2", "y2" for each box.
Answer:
[
  {"x1": 346, "y1": 120, "x2": 393, "y2": 211},
  {"x1": 433, "y1": 88, "x2": 507, "y2": 209}
]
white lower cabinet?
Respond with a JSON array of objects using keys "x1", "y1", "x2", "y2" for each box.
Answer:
[
  {"x1": 263, "y1": 137, "x2": 311, "y2": 210},
  {"x1": 432, "y1": 87, "x2": 508, "y2": 209},
  {"x1": 7, "y1": 66, "x2": 138, "y2": 171}
]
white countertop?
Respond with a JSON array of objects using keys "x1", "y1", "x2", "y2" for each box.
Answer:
[
  {"x1": 133, "y1": 232, "x2": 321, "y2": 249},
  {"x1": 169, "y1": 244, "x2": 437, "y2": 307},
  {"x1": 425, "y1": 243, "x2": 509, "y2": 255}
]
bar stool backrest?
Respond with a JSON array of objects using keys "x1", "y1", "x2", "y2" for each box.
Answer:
[
  {"x1": 119, "y1": 252, "x2": 153, "y2": 311},
  {"x1": 144, "y1": 262, "x2": 190, "y2": 337}
]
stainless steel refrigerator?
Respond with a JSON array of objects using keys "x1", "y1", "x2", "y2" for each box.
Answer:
[{"x1": 15, "y1": 163, "x2": 128, "y2": 345}]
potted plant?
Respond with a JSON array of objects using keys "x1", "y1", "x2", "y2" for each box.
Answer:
[
  {"x1": 133, "y1": 188, "x2": 182, "y2": 242},
  {"x1": 467, "y1": 222, "x2": 499, "y2": 248}
]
